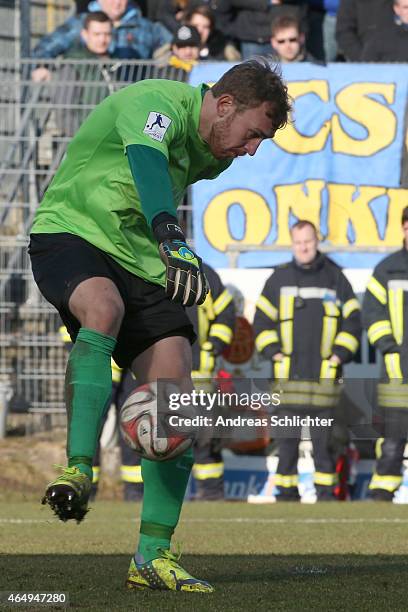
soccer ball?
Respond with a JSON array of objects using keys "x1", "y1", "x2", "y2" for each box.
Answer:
[{"x1": 119, "y1": 382, "x2": 194, "y2": 461}]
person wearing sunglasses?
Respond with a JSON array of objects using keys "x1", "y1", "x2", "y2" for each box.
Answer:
[{"x1": 270, "y1": 14, "x2": 320, "y2": 63}]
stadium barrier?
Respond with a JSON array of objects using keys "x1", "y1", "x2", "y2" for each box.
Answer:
[{"x1": 0, "y1": 0, "x2": 75, "y2": 61}]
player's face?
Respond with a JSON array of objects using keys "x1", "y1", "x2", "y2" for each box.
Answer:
[
  {"x1": 291, "y1": 225, "x2": 319, "y2": 265},
  {"x1": 81, "y1": 21, "x2": 112, "y2": 55},
  {"x1": 209, "y1": 98, "x2": 275, "y2": 160},
  {"x1": 99, "y1": 0, "x2": 127, "y2": 21},
  {"x1": 271, "y1": 27, "x2": 303, "y2": 62}
]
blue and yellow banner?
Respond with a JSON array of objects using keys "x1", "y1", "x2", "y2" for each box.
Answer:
[{"x1": 189, "y1": 63, "x2": 408, "y2": 268}]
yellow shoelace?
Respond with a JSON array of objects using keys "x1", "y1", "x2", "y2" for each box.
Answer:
[
  {"x1": 158, "y1": 544, "x2": 182, "y2": 564},
  {"x1": 52, "y1": 465, "x2": 82, "y2": 477}
]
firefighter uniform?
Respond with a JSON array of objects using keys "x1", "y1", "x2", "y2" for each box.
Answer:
[
  {"x1": 363, "y1": 246, "x2": 408, "y2": 501},
  {"x1": 187, "y1": 264, "x2": 235, "y2": 500},
  {"x1": 253, "y1": 253, "x2": 361, "y2": 500},
  {"x1": 59, "y1": 326, "x2": 142, "y2": 501}
]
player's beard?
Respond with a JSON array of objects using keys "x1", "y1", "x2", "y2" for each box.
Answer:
[{"x1": 208, "y1": 112, "x2": 237, "y2": 159}]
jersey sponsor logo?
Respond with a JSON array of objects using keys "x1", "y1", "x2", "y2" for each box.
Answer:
[{"x1": 143, "y1": 112, "x2": 171, "y2": 142}]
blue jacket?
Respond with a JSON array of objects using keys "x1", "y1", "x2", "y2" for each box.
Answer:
[
  {"x1": 308, "y1": 0, "x2": 339, "y2": 17},
  {"x1": 32, "y1": 1, "x2": 172, "y2": 60}
]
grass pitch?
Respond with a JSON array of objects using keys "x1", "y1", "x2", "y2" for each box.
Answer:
[{"x1": 1, "y1": 500, "x2": 408, "y2": 611}]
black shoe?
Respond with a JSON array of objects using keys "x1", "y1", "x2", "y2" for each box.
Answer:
[
  {"x1": 276, "y1": 493, "x2": 300, "y2": 502},
  {"x1": 194, "y1": 490, "x2": 225, "y2": 501},
  {"x1": 369, "y1": 489, "x2": 394, "y2": 502},
  {"x1": 276, "y1": 485, "x2": 300, "y2": 502},
  {"x1": 89, "y1": 483, "x2": 99, "y2": 502},
  {"x1": 194, "y1": 481, "x2": 224, "y2": 501},
  {"x1": 316, "y1": 491, "x2": 336, "y2": 502},
  {"x1": 123, "y1": 482, "x2": 143, "y2": 502}
]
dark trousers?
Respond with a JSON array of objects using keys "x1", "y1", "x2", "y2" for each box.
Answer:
[
  {"x1": 369, "y1": 408, "x2": 408, "y2": 499},
  {"x1": 275, "y1": 408, "x2": 336, "y2": 500},
  {"x1": 376, "y1": 438, "x2": 406, "y2": 477},
  {"x1": 369, "y1": 437, "x2": 406, "y2": 499},
  {"x1": 193, "y1": 440, "x2": 224, "y2": 500}
]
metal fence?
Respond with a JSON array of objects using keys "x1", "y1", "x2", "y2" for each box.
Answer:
[
  {"x1": 0, "y1": 0, "x2": 18, "y2": 61},
  {"x1": 0, "y1": 0, "x2": 73, "y2": 61},
  {"x1": 29, "y1": 0, "x2": 73, "y2": 52},
  {"x1": 0, "y1": 58, "x2": 190, "y2": 425}
]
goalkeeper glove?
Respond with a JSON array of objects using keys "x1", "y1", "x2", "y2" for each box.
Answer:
[{"x1": 153, "y1": 214, "x2": 208, "y2": 307}]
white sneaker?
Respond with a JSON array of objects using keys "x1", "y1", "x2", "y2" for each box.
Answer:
[
  {"x1": 247, "y1": 494, "x2": 276, "y2": 504},
  {"x1": 300, "y1": 494, "x2": 317, "y2": 504}
]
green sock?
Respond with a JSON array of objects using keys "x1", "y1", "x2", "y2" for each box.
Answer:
[
  {"x1": 66, "y1": 327, "x2": 116, "y2": 481},
  {"x1": 137, "y1": 448, "x2": 194, "y2": 563},
  {"x1": 137, "y1": 530, "x2": 174, "y2": 565}
]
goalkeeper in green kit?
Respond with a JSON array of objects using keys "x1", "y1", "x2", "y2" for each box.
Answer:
[{"x1": 29, "y1": 59, "x2": 290, "y2": 592}]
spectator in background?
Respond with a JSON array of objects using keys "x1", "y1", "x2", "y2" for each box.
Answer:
[
  {"x1": 32, "y1": 12, "x2": 120, "y2": 137},
  {"x1": 187, "y1": 263, "x2": 236, "y2": 500},
  {"x1": 363, "y1": 207, "x2": 408, "y2": 501},
  {"x1": 75, "y1": 0, "x2": 92, "y2": 11},
  {"x1": 361, "y1": 0, "x2": 408, "y2": 61},
  {"x1": 155, "y1": 24, "x2": 201, "y2": 74},
  {"x1": 32, "y1": 11, "x2": 117, "y2": 138},
  {"x1": 270, "y1": 14, "x2": 320, "y2": 62},
  {"x1": 336, "y1": 0, "x2": 393, "y2": 61},
  {"x1": 307, "y1": 0, "x2": 339, "y2": 62},
  {"x1": 70, "y1": 10, "x2": 113, "y2": 58},
  {"x1": 253, "y1": 220, "x2": 361, "y2": 501},
  {"x1": 75, "y1": 0, "x2": 148, "y2": 16},
  {"x1": 155, "y1": 0, "x2": 191, "y2": 34},
  {"x1": 321, "y1": 0, "x2": 339, "y2": 61},
  {"x1": 184, "y1": 5, "x2": 241, "y2": 60},
  {"x1": 170, "y1": 24, "x2": 201, "y2": 67},
  {"x1": 31, "y1": 0, "x2": 171, "y2": 67},
  {"x1": 32, "y1": 10, "x2": 113, "y2": 83},
  {"x1": 217, "y1": 0, "x2": 306, "y2": 60}
]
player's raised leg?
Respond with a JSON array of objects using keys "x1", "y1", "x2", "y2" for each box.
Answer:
[
  {"x1": 126, "y1": 336, "x2": 214, "y2": 593},
  {"x1": 42, "y1": 277, "x2": 123, "y2": 522}
]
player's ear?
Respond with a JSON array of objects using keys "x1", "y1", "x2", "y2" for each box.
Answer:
[{"x1": 216, "y1": 94, "x2": 235, "y2": 118}]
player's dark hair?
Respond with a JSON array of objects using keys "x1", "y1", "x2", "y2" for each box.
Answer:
[
  {"x1": 271, "y1": 14, "x2": 302, "y2": 37},
  {"x1": 83, "y1": 11, "x2": 112, "y2": 29},
  {"x1": 211, "y1": 59, "x2": 291, "y2": 132},
  {"x1": 402, "y1": 206, "x2": 408, "y2": 225},
  {"x1": 290, "y1": 219, "x2": 318, "y2": 235}
]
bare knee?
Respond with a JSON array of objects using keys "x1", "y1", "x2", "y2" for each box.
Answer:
[
  {"x1": 82, "y1": 297, "x2": 125, "y2": 336},
  {"x1": 132, "y1": 336, "x2": 193, "y2": 384},
  {"x1": 68, "y1": 277, "x2": 125, "y2": 337},
  {"x1": 165, "y1": 340, "x2": 192, "y2": 379}
]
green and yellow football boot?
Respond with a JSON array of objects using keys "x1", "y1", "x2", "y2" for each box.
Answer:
[
  {"x1": 42, "y1": 466, "x2": 91, "y2": 523},
  {"x1": 126, "y1": 548, "x2": 214, "y2": 593}
]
